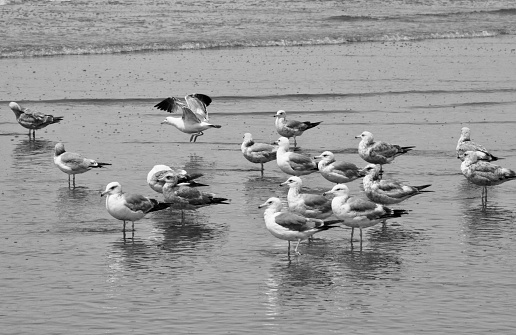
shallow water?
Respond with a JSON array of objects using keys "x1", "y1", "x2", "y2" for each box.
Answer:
[{"x1": 1, "y1": 38, "x2": 516, "y2": 333}]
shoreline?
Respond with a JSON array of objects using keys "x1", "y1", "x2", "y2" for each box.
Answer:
[{"x1": 2, "y1": 35, "x2": 515, "y2": 102}]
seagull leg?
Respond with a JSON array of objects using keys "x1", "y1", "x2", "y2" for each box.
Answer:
[
  {"x1": 68, "y1": 175, "x2": 71, "y2": 188},
  {"x1": 360, "y1": 228, "x2": 363, "y2": 246},
  {"x1": 189, "y1": 134, "x2": 195, "y2": 142},
  {"x1": 193, "y1": 132, "x2": 204, "y2": 143},
  {"x1": 260, "y1": 163, "x2": 264, "y2": 177},
  {"x1": 350, "y1": 227, "x2": 354, "y2": 242},
  {"x1": 293, "y1": 136, "x2": 297, "y2": 148},
  {"x1": 287, "y1": 241, "x2": 291, "y2": 256},
  {"x1": 294, "y1": 239, "x2": 302, "y2": 255},
  {"x1": 123, "y1": 220, "x2": 126, "y2": 233}
]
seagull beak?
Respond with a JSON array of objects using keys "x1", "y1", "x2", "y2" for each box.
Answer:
[
  {"x1": 258, "y1": 202, "x2": 267, "y2": 208},
  {"x1": 279, "y1": 181, "x2": 288, "y2": 187},
  {"x1": 354, "y1": 135, "x2": 361, "y2": 139},
  {"x1": 100, "y1": 191, "x2": 107, "y2": 197}
]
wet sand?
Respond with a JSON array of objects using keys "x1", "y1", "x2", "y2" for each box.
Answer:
[{"x1": 1, "y1": 36, "x2": 516, "y2": 334}]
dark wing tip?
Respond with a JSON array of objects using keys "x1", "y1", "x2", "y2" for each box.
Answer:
[
  {"x1": 192, "y1": 93, "x2": 212, "y2": 107},
  {"x1": 154, "y1": 97, "x2": 175, "y2": 113}
]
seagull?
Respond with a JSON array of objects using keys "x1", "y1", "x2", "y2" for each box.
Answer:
[
  {"x1": 356, "y1": 131, "x2": 414, "y2": 165},
  {"x1": 159, "y1": 173, "x2": 229, "y2": 219},
  {"x1": 9, "y1": 102, "x2": 63, "y2": 138},
  {"x1": 241, "y1": 133, "x2": 278, "y2": 176},
  {"x1": 154, "y1": 93, "x2": 212, "y2": 121},
  {"x1": 53, "y1": 142, "x2": 111, "y2": 188},
  {"x1": 361, "y1": 164, "x2": 432, "y2": 204},
  {"x1": 461, "y1": 150, "x2": 516, "y2": 206},
  {"x1": 456, "y1": 127, "x2": 498, "y2": 161},
  {"x1": 147, "y1": 164, "x2": 206, "y2": 194},
  {"x1": 323, "y1": 184, "x2": 409, "y2": 243},
  {"x1": 258, "y1": 197, "x2": 339, "y2": 255},
  {"x1": 275, "y1": 137, "x2": 318, "y2": 176},
  {"x1": 314, "y1": 151, "x2": 365, "y2": 184},
  {"x1": 156, "y1": 94, "x2": 221, "y2": 142},
  {"x1": 274, "y1": 110, "x2": 322, "y2": 147},
  {"x1": 101, "y1": 182, "x2": 172, "y2": 236},
  {"x1": 280, "y1": 176, "x2": 333, "y2": 219}
]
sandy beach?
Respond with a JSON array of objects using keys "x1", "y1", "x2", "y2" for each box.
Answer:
[{"x1": 2, "y1": 35, "x2": 516, "y2": 334}]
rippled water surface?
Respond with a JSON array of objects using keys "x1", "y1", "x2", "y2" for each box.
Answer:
[{"x1": 1, "y1": 38, "x2": 516, "y2": 334}]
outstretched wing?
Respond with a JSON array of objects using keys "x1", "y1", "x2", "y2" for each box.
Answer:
[{"x1": 185, "y1": 93, "x2": 212, "y2": 121}]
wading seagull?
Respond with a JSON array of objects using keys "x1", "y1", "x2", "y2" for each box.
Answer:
[
  {"x1": 461, "y1": 150, "x2": 516, "y2": 206},
  {"x1": 101, "y1": 182, "x2": 172, "y2": 235},
  {"x1": 274, "y1": 110, "x2": 322, "y2": 147},
  {"x1": 361, "y1": 164, "x2": 432, "y2": 205},
  {"x1": 53, "y1": 142, "x2": 111, "y2": 188},
  {"x1": 147, "y1": 164, "x2": 206, "y2": 194},
  {"x1": 159, "y1": 173, "x2": 229, "y2": 219},
  {"x1": 258, "y1": 197, "x2": 339, "y2": 256},
  {"x1": 280, "y1": 176, "x2": 333, "y2": 219},
  {"x1": 323, "y1": 184, "x2": 409, "y2": 243},
  {"x1": 9, "y1": 102, "x2": 63, "y2": 138},
  {"x1": 275, "y1": 137, "x2": 318, "y2": 176},
  {"x1": 456, "y1": 127, "x2": 498, "y2": 162},
  {"x1": 314, "y1": 151, "x2": 366, "y2": 184},
  {"x1": 241, "y1": 133, "x2": 278, "y2": 176},
  {"x1": 356, "y1": 131, "x2": 414, "y2": 165}
]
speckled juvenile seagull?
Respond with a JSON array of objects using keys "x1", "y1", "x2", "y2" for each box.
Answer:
[
  {"x1": 241, "y1": 133, "x2": 278, "y2": 176},
  {"x1": 323, "y1": 184, "x2": 409, "y2": 243},
  {"x1": 101, "y1": 182, "x2": 172, "y2": 235},
  {"x1": 314, "y1": 151, "x2": 365, "y2": 184},
  {"x1": 356, "y1": 131, "x2": 414, "y2": 165},
  {"x1": 360, "y1": 164, "x2": 432, "y2": 204},
  {"x1": 53, "y1": 142, "x2": 111, "y2": 188},
  {"x1": 9, "y1": 102, "x2": 63, "y2": 138},
  {"x1": 147, "y1": 164, "x2": 206, "y2": 194},
  {"x1": 274, "y1": 110, "x2": 322, "y2": 147},
  {"x1": 456, "y1": 127, "x2": 498, "y2": 161},
  {"x1": 258, "y1": 197, "x2": 339, "y2": 256},
  {"x1": 461, "y1": 150, "x2": 516, "y2": 204}
]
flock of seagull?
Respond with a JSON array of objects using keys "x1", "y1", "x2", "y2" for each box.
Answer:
[{"x1": 8, "y1": 96, "x2": 516, "y2": 254}]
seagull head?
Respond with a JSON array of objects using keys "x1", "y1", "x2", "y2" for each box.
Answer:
[
  {"x1": 314, "y1": 151, "x2": 335, "y2": 162},
  {"x1": 275, "y1": 137, "x2": 290, "y2": 149},
  {"x1": 360, "y1": 164, "x2": 382, "y2": 179},
  {"x1": 323, "y1": 184, "x2": 350, "y2": 197},
  {"x1": 258, "y1": 197, "x2": 283, "y2": 211},
  {"x1": 356, "y1": 131, "x2": 373, "y2": 142},
  {"x1": 101, "y1": 182, "x2": 122, "y2": 197},
  {"x1": 460, "y1": 127, "x2": 471, "y2": 141},
  {"x1": 280, "y1": 176, "x2": 302, "y2": 188},
  {"x1": 9, "y1": 101, "x2": 21, "y2": 112},
  {"x1": 274, "y1": 110, "x2": 286, "y2": 119},
  {"x1": 157, "y1": 173, "x2": 180, "y2": 186},
  {"x1": 54, "y1": 142, "x2": 66, "y2": 156}
]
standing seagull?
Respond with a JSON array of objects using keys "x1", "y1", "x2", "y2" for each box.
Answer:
[
  {"x1": 53, "y1": 142, "x2": 111, "y2": 188},
  {"x1": 456, "y1": 127, "x2": 498, "y2": 161},
  {"x1": 147, "y1": 164, "x2": 206, "y2": 194},
  {"x1": 274, "y1": 110, "x2": 322, "y2": 147},
  {"x1": 241, "y1": 133, "x2": 278, "y2": 176},
  {"x1": 356, "y1": 131, "x2": 414, "y2": 165},
  {"x1": 9, "y1": 102, "x2": 63, "y2": 138},
  {"x1": 280, "y1": 176, "x2": 333, "y2": 219},
  {"x1": 159, "y1": 173, "x2": 229, "y2": 220},
  {"x1": 461, "y1": 150, "x2": 516, "y2": 207},
  {"x1": 314, "y1": 151, "x2": 365, "y2": 184},
  {"x1": 258, "y1": 197, "x2": 339, "y2": 256},
  {"x1": 275, "y1": 137, "x2": 318, "y2": 176},
  {"x1": 361, "y1": 164, "x2": 432, "y2": 204},
  {"x1": 101, "y1": 182, "x2": 172, "y2": 237},
  {"x1": 323, "y1": 184, "x2": 408, "y2": 244}
]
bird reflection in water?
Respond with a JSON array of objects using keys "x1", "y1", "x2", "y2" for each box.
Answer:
[
  {"x1": 11, "y1": 138, "x2": 55, "y2": 170},
  {"x1": 149, "y1": 209, "x2": 228, "y2": 255}
]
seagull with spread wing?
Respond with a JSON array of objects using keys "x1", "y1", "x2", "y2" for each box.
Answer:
[{"x1": 155, "y1": 93, "x2": 221, "y2": 142}]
